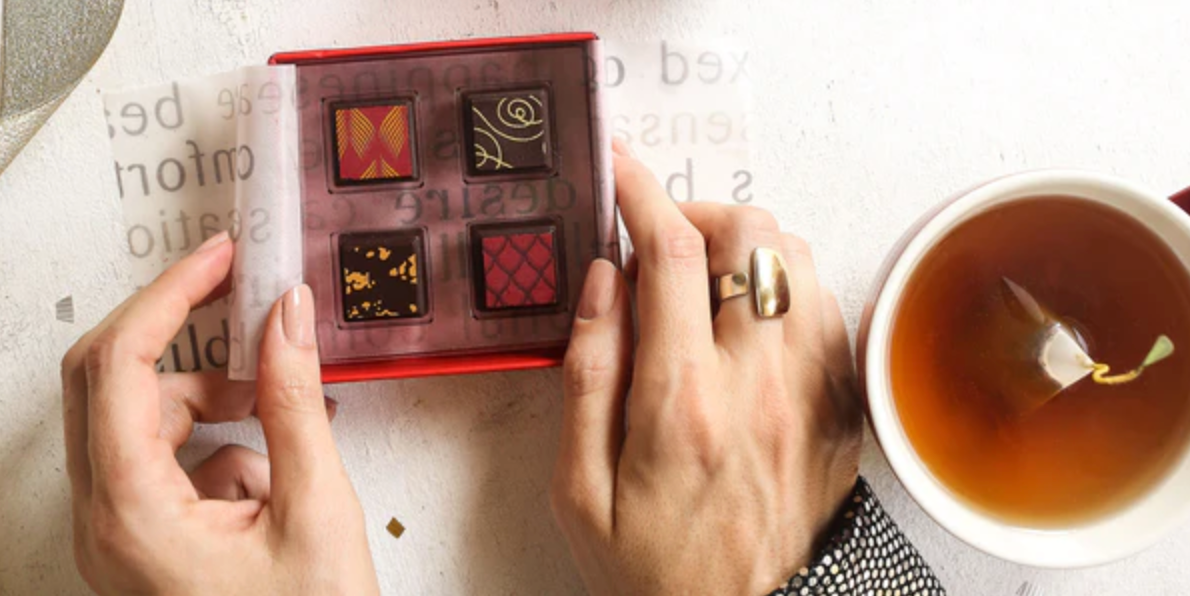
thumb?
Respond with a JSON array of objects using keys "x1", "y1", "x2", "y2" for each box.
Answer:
[
  {"x1": 256, "y1": 284, "x2": 347, "y2": 511},
  {"x1": 552, "y1": 259, "x2": 632, "y2": 536}
]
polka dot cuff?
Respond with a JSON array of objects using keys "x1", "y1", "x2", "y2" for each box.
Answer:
[{"x1": 768, "y1": 477, "x2": 946, "y2": 596}]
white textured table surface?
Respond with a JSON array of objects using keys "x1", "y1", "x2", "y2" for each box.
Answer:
[{"x1": 4, "y1": 1, "x2": 1190, "y2": 594}]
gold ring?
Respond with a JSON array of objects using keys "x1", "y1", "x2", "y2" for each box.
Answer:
[
  {"x1": 714, "y1": 271, "x2": 751, "y2": 303},
  {"x1": 751, "y1": 248, "x2": 791, "y2": 318}
]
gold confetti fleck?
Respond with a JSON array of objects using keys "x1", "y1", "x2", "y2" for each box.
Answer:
[
  {"x1": 390, "y1": 267, "x2": 398, "y2": 277},
  {"x1": 387, "y1": 517, "x2": 405, "y2": 539},
  {"x1": 344, "y1": 271, "x2": 372, "y2": 291},
  {"x1": 378, "y1": 247, "x2": 392, "y2": 261},
  {"x1": 366, "y1": 250, "x2": 376, "y2": 259},
  {"x1": 409, "y1": 304, "x2": 418, "y2": 313}
]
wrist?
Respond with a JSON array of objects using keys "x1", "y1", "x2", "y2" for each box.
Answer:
[{"x1": 767, "y1": 477, "x2": 947, "y2": 596}]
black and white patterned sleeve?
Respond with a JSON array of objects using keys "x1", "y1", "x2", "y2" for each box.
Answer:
[{"x1": 767, "y1": 477, "x2": 947, "y2": 596}]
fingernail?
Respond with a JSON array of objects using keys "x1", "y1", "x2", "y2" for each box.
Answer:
[
  {"x1": 196, "y1": 230, "x2": 230, "y2": 253},
  {"x1": 577, "y1": 259, "x2": 618, "y2": 321},
  {"x1": 282, "y1": 284, "x2": 315, "y2": 347},
  {"x1": 611, "y1": 138, "x2": 636, "y2": 158}
]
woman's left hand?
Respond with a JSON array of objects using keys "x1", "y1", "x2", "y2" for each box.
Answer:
[{"x1": 61, "y1": 232, "x2": 380, "y2": 596}]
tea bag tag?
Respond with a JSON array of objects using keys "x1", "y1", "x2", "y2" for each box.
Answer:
[
  {"x1": 1040, "y1": 323, "x2": 1093, "y2": 391},
  {"x1": 984, "y1": 280, "x2": 1176, "y2": 415},
  {"x1": 1001, "y1": 278, "x2": 1091, "y2": 392}
]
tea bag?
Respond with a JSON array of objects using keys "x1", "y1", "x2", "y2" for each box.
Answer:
[{"x1": 977, "y1": 278, "x2": 1175, "y2": 415}]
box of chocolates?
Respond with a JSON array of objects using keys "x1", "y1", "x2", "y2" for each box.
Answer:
[{"x1": 271, "y1": 33, "x2": 618, "y2": 382}]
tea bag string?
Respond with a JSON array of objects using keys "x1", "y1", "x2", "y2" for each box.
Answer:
[{"x1": 1084, "y1": 335, "x2": 1176, "y2": 385}]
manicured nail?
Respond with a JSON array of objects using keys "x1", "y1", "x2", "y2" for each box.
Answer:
[
  {"x1": 611, "y1": 138, "x2": 636, "y2": 158},
  {"x1": 282, "y1": 284, "x2": 315, "y2": 347},
  {"x1": 577, "y1": 259, "x2": 618, "y2": 321},
  {"x1": 196, "y1": 230, "x2": 230, "y2": 253}
]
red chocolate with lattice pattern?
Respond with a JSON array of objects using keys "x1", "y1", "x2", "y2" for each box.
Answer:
[{"x1": 477, "y1": 224, "x2": 560, "y2": 310}]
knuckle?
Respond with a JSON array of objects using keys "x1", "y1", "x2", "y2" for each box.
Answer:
[
  {"x1": 563, "y1": 347, "x2": 616, "y2": 399},
  {"x1": 728, "y1": 206, "x2": 780, "y2": 237},
  {"x1": 267, "y1": 378, "x2": 321, "y2": 415},
  {"x1": 83, "y1": 330, "x2": 129, "y2": 378},
  {"x1": 209, "y1": 443, "x2": 247, "y2": 465},
  {"x1": 649, "y1": 223, "x2": 706, "y2": 267},
  {"x1": 634, "y1": 355, "x2": 699, "y2": 399},
  {"x1": 226, "y1": 395, "x2": 257, "y2": 421},
  {"x1": 781, "y1": 234, "x2": 814, "y2": 262},
  {"x1": 61, "y1": 342, "x2": 88, "y2": 384}
]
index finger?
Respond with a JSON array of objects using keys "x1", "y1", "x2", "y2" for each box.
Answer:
[
  {"x1": 85, "y1": 232, "x2": 234, "y2": 476},
  {"x1": 613, "y1": 152, "x2": 714, "y2": 361}
]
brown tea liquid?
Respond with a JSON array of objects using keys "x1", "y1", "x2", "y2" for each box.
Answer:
[{"x1": 891, "y1": 197, "x2": 1190, "y2": 527}]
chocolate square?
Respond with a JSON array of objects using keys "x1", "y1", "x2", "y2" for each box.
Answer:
[
  {"x1": 464, "y1": 88, "x2": 553, "y2": 175},
  {"x1": 339, "y1": 231, "x2": 426, "y2": 322},
  {"x1": 332, "y1": 101, "x2": 417, "y2": 184},
  {"x1": 472, "y1": 222, "x2": 562, "y2": 311}
]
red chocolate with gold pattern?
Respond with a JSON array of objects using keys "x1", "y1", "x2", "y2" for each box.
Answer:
[{"x1": 333, "y1": 102, "x2": 416, "y2": 184}]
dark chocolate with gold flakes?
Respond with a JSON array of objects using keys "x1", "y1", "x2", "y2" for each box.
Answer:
[
  {"x1": 465, "y1": 88, "x2": 553, "y2": 174},
  {"x1": 339, "y1": 231, "x2": 426, "y2": 322}
]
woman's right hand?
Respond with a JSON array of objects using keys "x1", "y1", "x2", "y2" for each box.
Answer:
[{"x1": 550, "y1": 143, "x2": 864, "y2": 595}]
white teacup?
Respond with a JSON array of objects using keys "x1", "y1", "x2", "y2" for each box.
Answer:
[{"x1": 856, "y1": 170, "x2": 1190, "y2": 568}]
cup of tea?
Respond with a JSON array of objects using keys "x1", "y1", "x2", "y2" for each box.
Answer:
[{"x1": 857, "y1": 170, "x2": 1190, "y2": 567}]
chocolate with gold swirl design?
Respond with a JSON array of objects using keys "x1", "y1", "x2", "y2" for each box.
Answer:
[{"x1": 465, "y1": 88, "x2": 553, "y2": 174}]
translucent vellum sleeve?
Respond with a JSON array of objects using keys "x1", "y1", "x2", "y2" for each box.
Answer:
[
  {"x1": 600, "y1": 39, "x2": 755, "y2": 256},
  {"x1": 103, "y1": 65, "x2": 302, "y2": 380},
  {"x1": 227, "y1": 66, "x2": 303, "y2": 380}
]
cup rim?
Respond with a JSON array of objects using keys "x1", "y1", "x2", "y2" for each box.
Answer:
[{"x1": 864, "y1": 168, "x2": 1190, "y2": 568}]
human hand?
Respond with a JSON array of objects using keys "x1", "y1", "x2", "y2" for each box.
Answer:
[
  {"x1": 550, "y1": 145, "x2": 864, "y2": 595},
  {"x1": 62, "y1": 232, "x2": 379, "y2": 596}
]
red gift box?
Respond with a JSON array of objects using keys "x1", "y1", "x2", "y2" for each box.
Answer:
[{"x1": 271, "y1": 33, "x2": 618, "y2": 383}]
